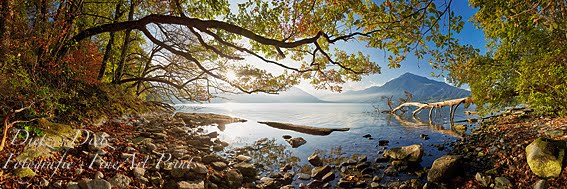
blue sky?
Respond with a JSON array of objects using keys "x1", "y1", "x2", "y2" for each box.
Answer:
[{"x1": 227, "y1": 0, "x2": 487, "y2": 97}]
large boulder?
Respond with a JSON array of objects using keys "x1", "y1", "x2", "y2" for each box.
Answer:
[
  {"x1": 526, "y1": 138, "x2": 564, "y2": 178},
  {"x1": 383, "y1": 144, "x2": 424, "y2": 162},
  {"x1": 427, "y1": 155, "x2": 462, "y2": 183}
]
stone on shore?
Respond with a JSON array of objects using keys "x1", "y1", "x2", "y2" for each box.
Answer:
[
  {"x1": 526, "y1": 138, "x2": 564, "y2": 178},
  {"x1": 177, "y1": 180, "x2": 205, "y2": 189},
  {"x1": 427, "y1": 155, "x2": 462, "y2": 183},
  {"x1": 311, "y1": 165, "x2": 332, "y2": 180},
  {"x1": 234, "y1": 162, "x2": 257, "y2": 178},
  {"x1": 308, "y1": 153, "x2": 323, "y2": 166},
  {"x1": 286, "y1": 137, "x2": 307, "y2": 148},
  {"x1": 383, "y1": 144, "x2": 424, "y2": 162}
]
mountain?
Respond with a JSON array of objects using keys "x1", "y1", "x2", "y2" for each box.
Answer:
[
  {"x1": 321, "y1": 73, "x2": 471, "y2": 103},
  {"x1": 213, "y1": 87, "x2": 325, "y2": 103}
]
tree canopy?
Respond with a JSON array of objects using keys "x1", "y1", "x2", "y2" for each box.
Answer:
[
  {"x1": 448, "y1": 0, "x2": 567, "y2": 115},
  {"x1": 1, "y1": 0, "x2": 566, "y2": 120}
]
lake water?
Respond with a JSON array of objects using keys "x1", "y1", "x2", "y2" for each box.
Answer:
[{"x1": 174, "y1": 103, "x2": 476, "y2": 184}]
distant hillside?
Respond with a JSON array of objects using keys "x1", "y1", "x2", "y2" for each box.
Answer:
[
  {"x1": 321, "y1": 73, "x2": 471, "y2": 103},
  {"x1": 213, "y1": 87, "x2": 325, "y2": 103}
]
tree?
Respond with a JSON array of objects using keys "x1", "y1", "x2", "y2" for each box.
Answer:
[
  {"x1": 55, "y1": 0, "x2": 464, "y2": 100},
  {"x1": 447, "y1": 0, "x2": 567, "y2": 115}
]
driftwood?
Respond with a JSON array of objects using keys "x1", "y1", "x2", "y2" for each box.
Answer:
[
  {"x1": 390, "y1": 97, "x2": 473, "y2": 123},
  {"x1": 258, "y1": 121, "x2": 350, "y2": 136}
]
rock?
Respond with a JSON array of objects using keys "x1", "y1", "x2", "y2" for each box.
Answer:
[
  {"x1": 494, "y1": 177, "x2": 512, "y2": 189},
  {"x1": 338, "y1": 179, "x2": 352, "y2": 188},
  {"x1": 306, "y1": 180, "x2": 324, "y2": 188},
  {"x1": 86, "y1": 179, "x2": 112, "y2": 189},
  {"x1": 109, "y1": 174, "x2": 131, "y2": 189},
  {"x1": 191, "y1": 162, "x2": 209, "y2": 174},
  {"x1": 526, "y1": 138, "x2": 564, "y2": 178},
  {"x1": 475, "y1": 172, "x2": 491, "y2": 187},
  {"x1": 383, "y1": 144, "x2": 424, "y2": 162},
  {"x1": 177, "y1": 181, "x2": 205, "y2": 189},
  {"x1": 308, "y1": 153, "x2": 323, "y2": 166},
  {"x1": 259, "y1": 177, "x2": 279, "y2": 188},
  {"x1": 384, "y1": 166, "x2": 398, "y2": 176},
  {"x1": 285, "y1": 137, "x2": 307, "y2": 148},
  {"x1": 280, "y1": 185, "x2": 295, "y2": 189},
  {"x1": 370, "y1": 182, "x2": 380, "y2": 188},
  {"x1": 171, "y1": 167, "x2": 189, "y2": 178},
  {"x1": 12, "y1": 168, "x2": 36, "y2": 177},
  {"x1": 375, "y1": 156, "x2": 389, "y2": 163},
  {"x1": 358, "y1": 155, "x2": 368, "y2": 163},
  {"x1": 211, "y1": 161, "x2": 227, "y2": 171},
  {"x1": 355, "y1": 162, "x2": 371, "y2": 170},
  {"x1": 78, "y1": 178, "x2": 91, "y2": 189},
  {"x1": 53, "y1": 180, "x2": 64, "y2": 188},
  {"x1": 420, "y1": 134, "x2": 429, "y2": 140},
  {"x1": 66, "y1": 182, "x2": 80, "y2": 189},
  {"x1": 95, "y1": 171, "x2": 104, "y2": 179},
  {"x1": 146, "y1": 142, "x2": 157, "y2": 151},
  {"x1": 282, "y1": 135, "x2": 292, "y2": 139},
  {"x1": 373, "y1": 176, "x2": 381, "y2": 182},
  {"x1": 226, "y1": 169, "x2": 243, "y2": 187},
  {"x1": 234, "y1": 162, "x2": 257, "y2": 177},
  {"x1": 427, "y1": 155, "x2": 462, "y2": 183},
  {"x1": 534, "y1": 179, "x2": 547, "y2": 189},
  {"x1": 207, "y1": 131, "x2": 218, "y2": 138},
  {"x1": 133, "y1": 167, "x2": 145, "y2": 178},
  {"x1": 363, "y1": 134, "x2": 372, "y2": 138},
  {"x1": 378, "y1": 140, "x2": 389, "y2": 146},
  {"x1": 311, "y1": 165, "x2": 332, "y2": 180},
  {"x1": 321, "y1": 171, "x2": 335, "y2": 183},
  {"x1": 88, "y1": 132, "x2": 110, "y2": 151},
  {"x1": 40, "y1": 178, "x2": 49, "y2": 187},
  {"x1": 544, "y1": 130, "x2": 564, "y2": 138},
  {"x1": 454, "y1": 124, "x2": 467, "y2": 132},
  {"x1": 236, "y1": 155, "x2": 252, "y2": 162},
  {"x1": 280, "y1": 163, "x2": 293, "y2": 172},
  {"x1": 297, "y1": 173, "x2": 311, "y2": 180}
]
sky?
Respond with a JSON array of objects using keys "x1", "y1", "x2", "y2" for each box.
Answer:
[{"x1": 227, "y1": 0, "x2": 487, "y2": 97}]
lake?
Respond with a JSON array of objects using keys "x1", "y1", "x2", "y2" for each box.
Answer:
[{"x1": 174, "y1": 103, "x2": 477, "y2": 184}]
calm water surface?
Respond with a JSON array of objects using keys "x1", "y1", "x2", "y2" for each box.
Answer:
[{"x1": 175, "y1": 103, "x2": 476, "y2": 183}]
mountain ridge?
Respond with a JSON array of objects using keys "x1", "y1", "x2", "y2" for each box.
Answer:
[{"x1": 321, "y1": 73, "x2": 470, "y2": 103}]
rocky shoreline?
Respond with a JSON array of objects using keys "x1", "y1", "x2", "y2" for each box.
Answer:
[{"x1": 1, "y1": 108, "x2": 566, "y2": 189}]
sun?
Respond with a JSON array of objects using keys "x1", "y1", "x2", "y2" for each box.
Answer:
[{"x1": 224, "y1": 70, "x2": 238, "y2": 81}]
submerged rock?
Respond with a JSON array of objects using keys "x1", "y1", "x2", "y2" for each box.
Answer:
[
  {"x1": 258, "y1": 121, "x2": 349, "y2": 136},
  {"x1": 378, "y1": 140, "x2": 389, "y2": 146},
  {"x1": 383, "y1": 144, "x2": 424, "y2": 162},
  {"x1": 427, "y1": 155, "x2": 462, "y2": 183},
  {"x1": 526, "y1": 138, "x2": 564, "y2": 178}
]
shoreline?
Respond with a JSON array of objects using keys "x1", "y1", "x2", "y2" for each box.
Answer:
[{"x1": 0, "y1": 110, "x2": 564, "y2": 188}]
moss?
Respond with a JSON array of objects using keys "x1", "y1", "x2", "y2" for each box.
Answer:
[
  {"x1": 526, "y1": 138, "x2": 564, "y2": 178},
  {"x1": 16, "y1": 119, "x2": 78, "y2": 161},
  {"x1": 13, "y1": 168, "x2": 37, "y2": 178}
]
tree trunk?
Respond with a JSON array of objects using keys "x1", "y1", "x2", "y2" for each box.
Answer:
[
  {"x1": 0, "y1": 0, "x2": 8, "y2": 64},
  {"x1": 98, "y1": 2, "x2": 123, "y2": 80},
  {"x1": 390, "y1": 97, "x2": 473, "y2": 123},
  {"x1": 113, "y1": 0, "x2": 136, "y2": 83}
]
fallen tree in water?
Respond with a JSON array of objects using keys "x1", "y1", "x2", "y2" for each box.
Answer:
[
  {"x1": 389, "y1": 97, "x2": 473, "y2": 123},
  {"x1": 258, "y1": 121, "x2": 350, "y2": 136}
]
